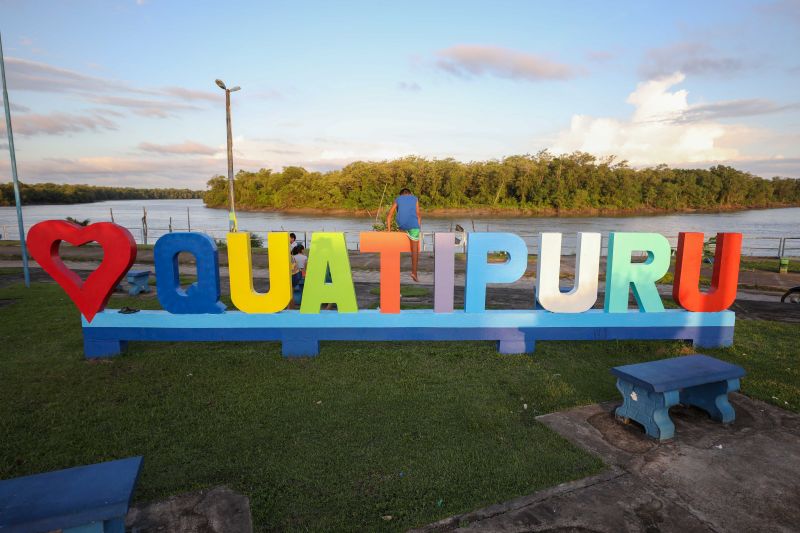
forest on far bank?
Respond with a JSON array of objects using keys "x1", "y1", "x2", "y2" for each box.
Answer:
[
  {"x1": 203, "y1": 152, "x2": 800, "y2": 215},
  {"x1": 0, "y1": 182, "x2": 201, "y2": 206}
]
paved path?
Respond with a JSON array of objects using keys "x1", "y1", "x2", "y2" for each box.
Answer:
[{"x1": 416, "y1": 395, "x2": 800, "y2": 532}]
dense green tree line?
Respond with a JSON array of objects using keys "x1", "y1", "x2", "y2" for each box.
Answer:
[
  {"x1": 0, "y1": 182, "x2": 201, "y2": 206},
  {"x1": 203, "y1": 152, "x2": 800, "y2": 214}
]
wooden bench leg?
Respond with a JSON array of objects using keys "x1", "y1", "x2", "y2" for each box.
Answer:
[
  {"x1": 615, "y1": 378, "x2": 680, "y2": 440},
  {"x1": 680, "y1": 378, "x2": 739, "y2": 424}
]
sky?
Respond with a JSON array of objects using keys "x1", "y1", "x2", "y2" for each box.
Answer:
[{"x1": 1, "y1": 0, "x2": 799, "y2": 188}]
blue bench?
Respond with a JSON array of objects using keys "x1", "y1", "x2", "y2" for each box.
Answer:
[
  {"x1": 0, "y1": 456, "x2": 142, "y2": 533},
  {"x1": 126, "y1": 270, "x2": 151, "y2": 296},
  {"x1": 612, "y1": 354, "x2": 746, "y2": 440}
]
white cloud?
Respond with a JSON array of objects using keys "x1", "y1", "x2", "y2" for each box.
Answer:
[
  {"x1": 4, "y1": 57, "x2": 139, "y2": 95},
  {"x1": 161, "y1": 86, "x2": 219, "y2": 102},
  {"x1": 397, "y1": 81, "x2": 421, "y2": 92},
  {"x1": 435, "y1": 45, "x2": 579, "y2": 82},
  {"x1": 551, "y1": 72, "x2": 762, "y2": 166},
  {"x1": 0, "y1": 111, "x2": 118, "y2": 136},
  {"x1": 0, "y1": 136, "x2": 414, "y2": 188},
  {"x1": 586, "y1": 50, "x2": 614, "y2": 63},
  {"x1": 139, "y1": 141, "x2": 220, "y2": 156},
  {"x1": 89, "y1": 95, "x2": 201, "y2": 118},
  {"x1": 640, "y1": 43, "x2": 746, "y2": 79},
  {"x1": 232, "y1": 136, "x2": 412, "y2": 172},
  {"x1": 0, "y1": 155, "x2": 219, "y2": 188},
  {"x1": 4, "y1": 57, "x2": 216, "y2": 118},
  {"x1": 679, "y1": 99, "x2": 800, "y2": 122}
]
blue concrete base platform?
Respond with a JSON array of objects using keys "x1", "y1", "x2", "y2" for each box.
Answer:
[{"x1": 82, "y1": 309, "x2": 735, "y2": 358}]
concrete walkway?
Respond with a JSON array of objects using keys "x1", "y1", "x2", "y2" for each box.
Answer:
[
  {"x1": 126, "y1": 486, "x2": 252, "y2": 533},
  {"x1": 417, "y1": 394, "x2": 800, "y2": 532}
]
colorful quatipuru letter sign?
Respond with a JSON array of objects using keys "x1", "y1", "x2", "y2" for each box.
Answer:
[{"x1": 26, "y1": 220, "x2": 740, "y2": 358}]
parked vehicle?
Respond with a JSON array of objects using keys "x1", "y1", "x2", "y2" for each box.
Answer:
[{"x1": 781, "y1": 286, "x2": 800, "y2": 303}]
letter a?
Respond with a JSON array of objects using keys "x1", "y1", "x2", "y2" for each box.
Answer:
[{"x1": 301, "y1": 233, "x2": 358, "y2": 313}]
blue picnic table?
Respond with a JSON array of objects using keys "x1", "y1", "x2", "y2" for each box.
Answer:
[
  {"x1": 126, "y1": 270, "x2": 151, "y2": 296},
  {"x1": 612, "y1": 354, "x2": 746, "y2": 440},
  {"x1": 0, "y1": 456, "x2": 142, "y2": 533}
]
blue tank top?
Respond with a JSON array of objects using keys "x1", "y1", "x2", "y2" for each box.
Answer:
[{"x1": 395, "y1": 195, "x2": 419, "y2": 230}]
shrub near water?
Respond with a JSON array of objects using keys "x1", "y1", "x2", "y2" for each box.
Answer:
[{"x1": 204, "y1": 153, "x2": 800, "y2": 213}]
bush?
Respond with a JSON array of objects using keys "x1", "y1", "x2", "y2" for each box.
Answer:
[{"x1": 250, "y1": 233, "x2": 264, "y2": 249}]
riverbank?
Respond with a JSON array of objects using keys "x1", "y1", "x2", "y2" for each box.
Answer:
[
  {"x1": 4, "y1": 201, "x2": 799, "y2": 256},
  {"x1": 0, "y1": 182, "x2": 201, "y2": 207},
  {"x1": 204, "y1": 202, "x2": 800, "y2": 219}
]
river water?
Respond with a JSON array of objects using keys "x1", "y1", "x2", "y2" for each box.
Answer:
[{"x1": 1, "y1": 199, "x2": 798, "y2": 256}]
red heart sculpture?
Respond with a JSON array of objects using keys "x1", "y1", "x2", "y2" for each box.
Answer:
[{"x1": 27, "y1": 221, "x2": 137, "y2": 322}]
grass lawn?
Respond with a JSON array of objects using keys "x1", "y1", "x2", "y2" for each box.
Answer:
[
  {"x1": 740, "y1": 256, "x2": 800, "y2": 274},
  {"x1": 0, "y1": 281, "x2": 798, "y2": 531},
  {"x1": 369, "y1": 285, "x2": 431, "y2": 297}
]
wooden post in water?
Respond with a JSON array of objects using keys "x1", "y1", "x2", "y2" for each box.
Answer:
[
  {"x1": 109, "y1": 208, "x2": 115, "y2": 223},
  {"x1": 187, "y1": 207, "x2": 191, "y2": 232},
  {"x1": 169, "y1": 217, "x2": 173, "y2": 233},
  {"x1": 142, "y1": 207, "x2": 148, "y2": 245}
]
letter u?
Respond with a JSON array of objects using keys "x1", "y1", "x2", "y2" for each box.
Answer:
[
  {"x1": 536, "y1": 232, "x2": 601, "y2": 313},
  {"x1": 673, "y1": 232, "x2": 741, "y2": 312},
  {"x1": 228, "y1": 232, "x2": 292, "y2": 313}
]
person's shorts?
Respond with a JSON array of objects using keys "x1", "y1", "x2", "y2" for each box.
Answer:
[{"x1": 404, "y1": 228, "x2": 420, "y2": 241}]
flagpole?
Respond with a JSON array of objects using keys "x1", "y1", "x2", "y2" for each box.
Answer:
[{"x1": 0, "y1": 31, "x2": 30, "y2": 287}]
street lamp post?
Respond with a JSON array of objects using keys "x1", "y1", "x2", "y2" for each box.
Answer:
[
  {"x1": 215, "y1": 79, "x2": 240, "y2": 232},
  {"x1": 1, "y1": 32, "x2": 30, "y2": 287}
]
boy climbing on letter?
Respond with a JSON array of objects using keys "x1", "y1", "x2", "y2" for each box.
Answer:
[{"x1": 386, "y1": 188, "x2": 421, "y2": 281}]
